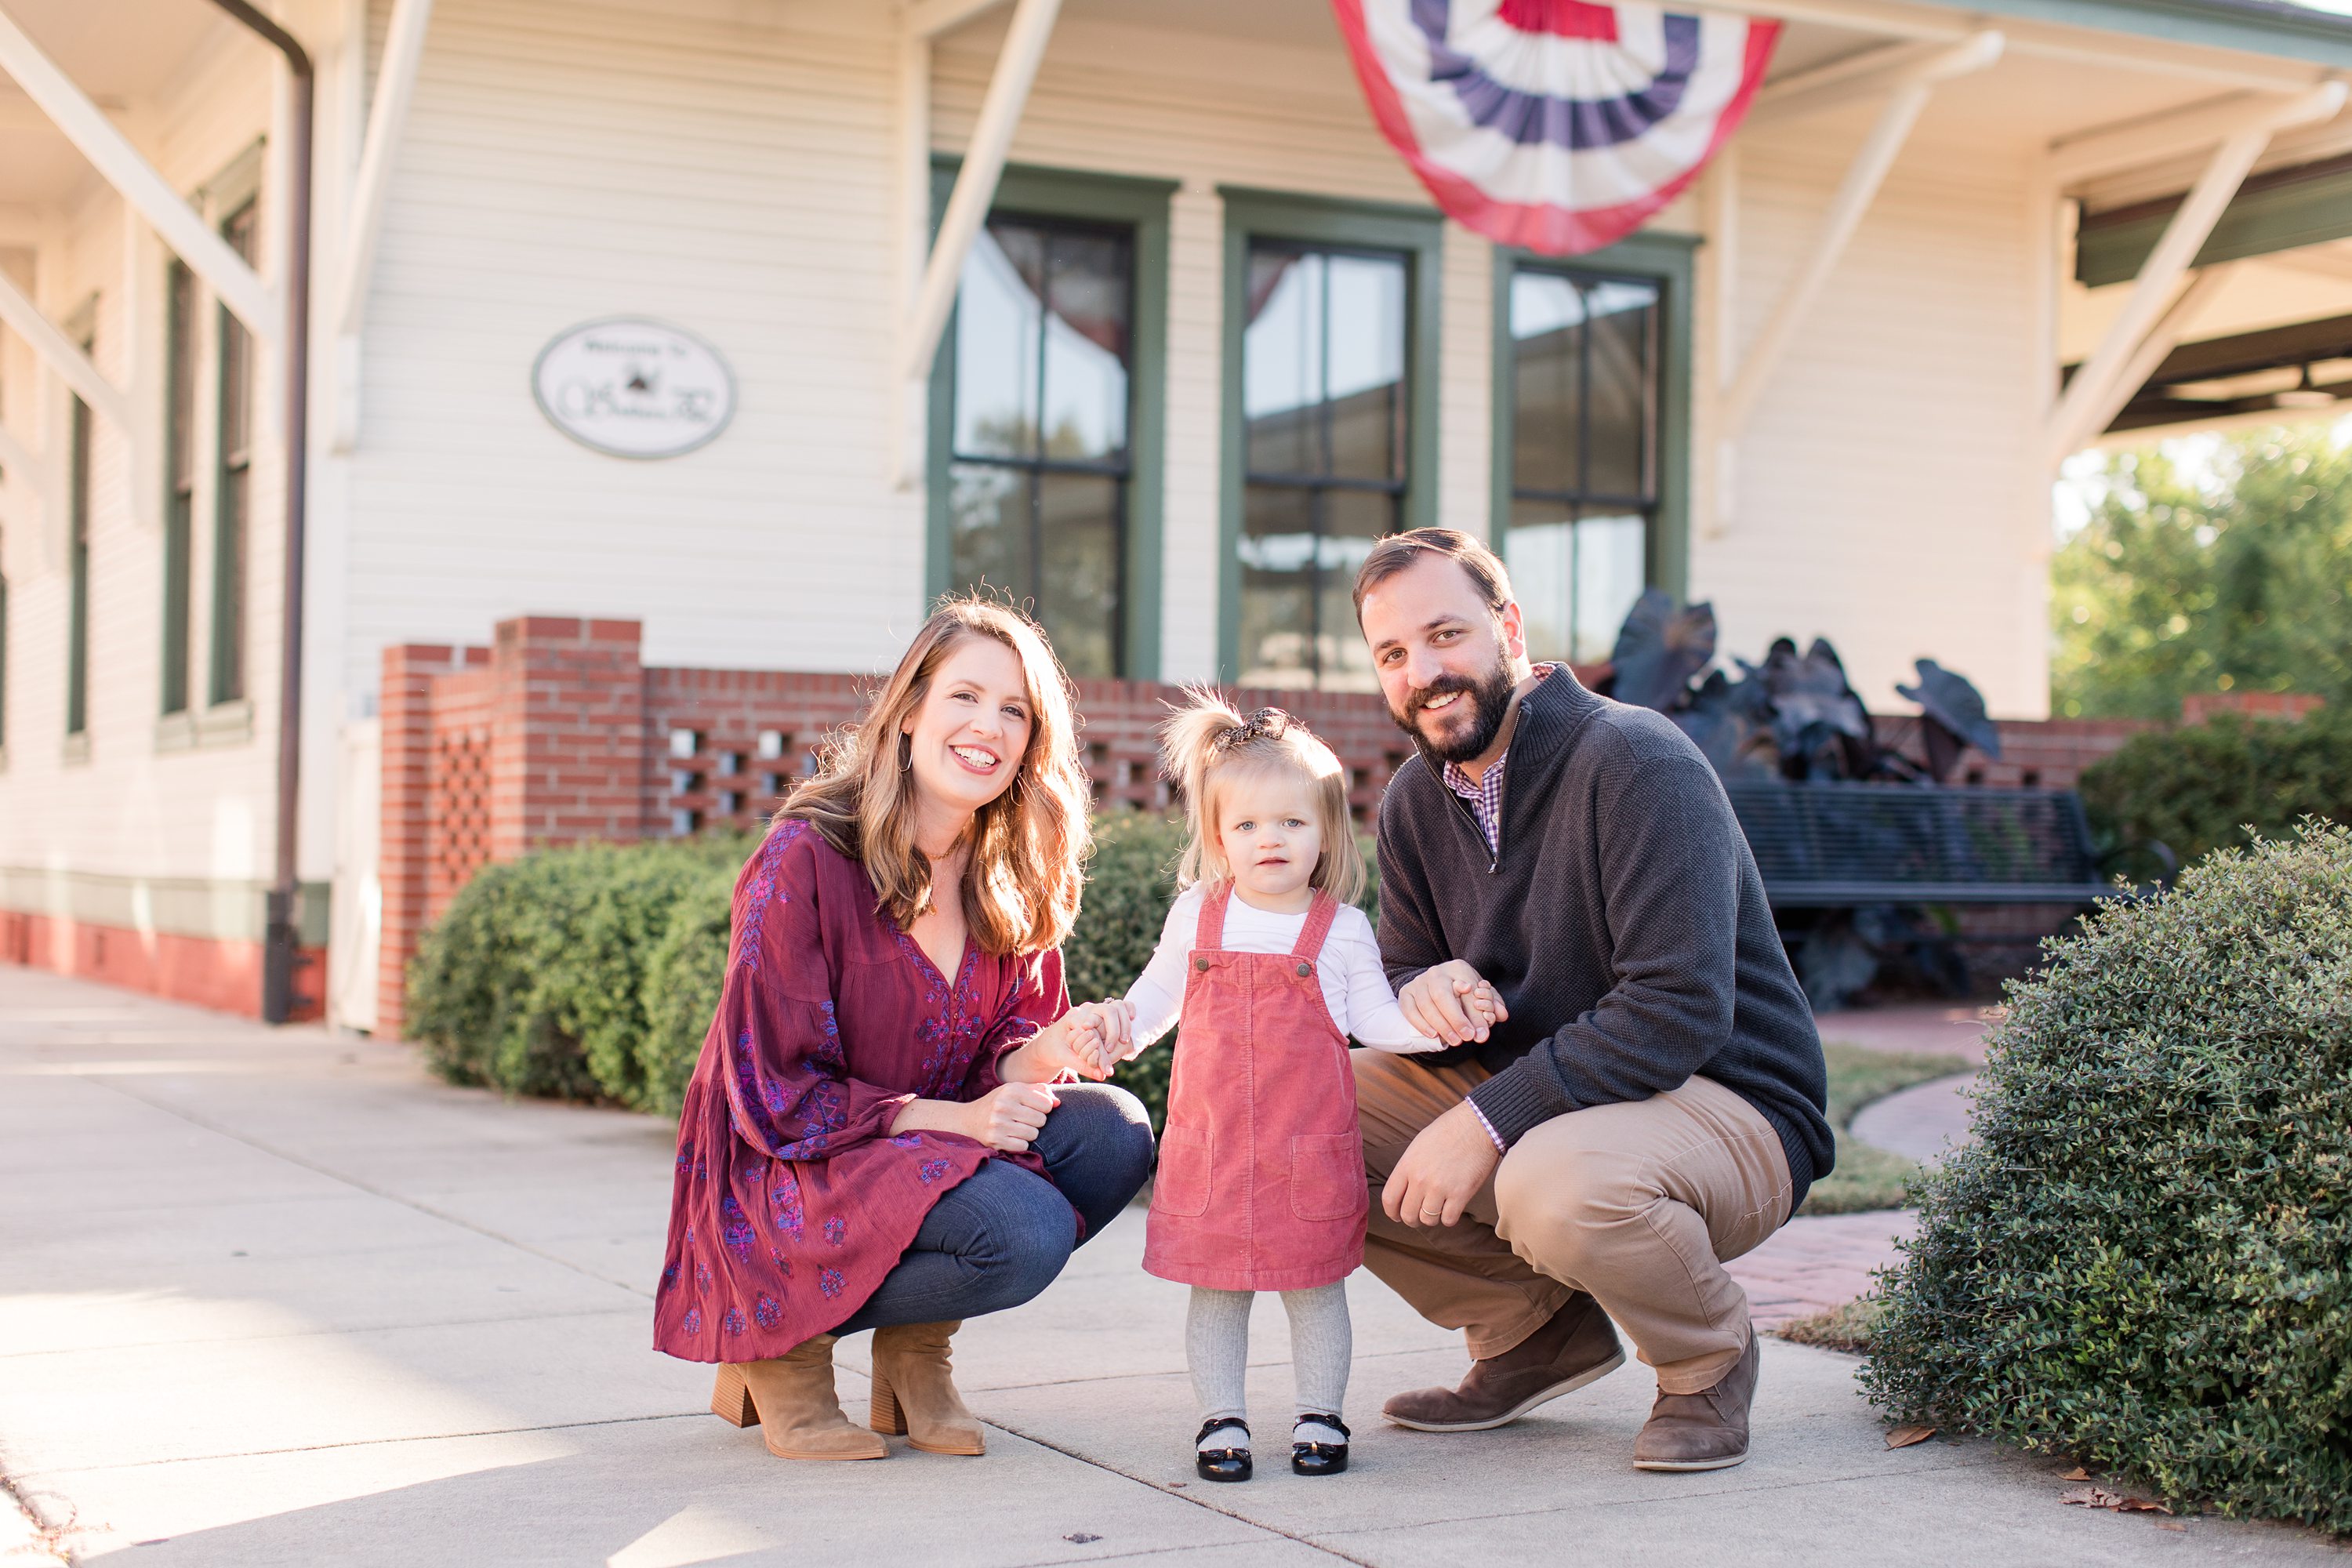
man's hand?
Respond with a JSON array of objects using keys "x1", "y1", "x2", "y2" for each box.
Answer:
[
  {"x1": 1381, "y1": 1101, "x2": 1502, "y2": 1229},
  {"x1": 1398, "y1": 960, "x2": 1509, "y2": 1046}
]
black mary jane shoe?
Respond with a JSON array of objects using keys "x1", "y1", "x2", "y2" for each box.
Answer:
[
  {"x1": 1291, "y1": 1414, "x2": 1351, "y2": 1476},
  {"x1": 1195, "y1": 1419, "x2": 1253, "y2": 1483}
]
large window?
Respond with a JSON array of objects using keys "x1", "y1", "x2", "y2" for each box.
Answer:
[
  {"x1": 946, "y1": 214, "x2": 1132, "y2": 679},
  {"x1": 929, "y1": 169, "x2": 1171, "y2": 681},
  {"x1": 162, "y1": 260, "x2": 197, "y2": 717},
  {"x1": 1221, "y1": 194, "x2": 1440, "y2": 690},
  {"x1": 211, "y1": 198, "x2": 256, "y2": 708},
  {"x1": 1238, "y1": 245, "x2": 1408, "y2": 691},
  {"x1": 1497, "y1": 241, "x2": 1690, "y2": 666}
]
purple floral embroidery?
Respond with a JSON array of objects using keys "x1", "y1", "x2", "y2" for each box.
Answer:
[
  {"x1": 919, "y1": 1158, "x2": 950, "y2": 1184},
  {"x1": 770, "y1": 1169, "x2": 805, "y2": 1238},
  {"x1": 813, "y1": 1000, "x2": 846, "y2": 1073},
  {"x1": 659, "y1": 1261, "x2": 680, "y2": 1291},
  {"x1": 722, "y1": 1306, "x2": 746, "y2": 1337},
  {"x1": 769, "y1": 1247, "x2": 793, "y2": 1277},
  {"x1": 823, "y1": 1215, "x2": 848, "y2": 1246},
  {"x1": 674, "y1": 1141, "x2": 695, "y2": 1176},
  {"x1": 683, "y1": 1306, "x2": 703, "y2": 1335},
  {"x1": 818, "y1": 1268, "x2": 846, "y2": 1299},
  {"x1": 735, "y1": 819, "x2": 806, "y2": 965},
  {"x1": 695, "y1": 1260, "x2": 713, "y2": 1294},
  {"x1": 753, "y1": 1293, "x2": 782, "y2": 1329},
  {"x1": 720, "y1": 1194, "x2": 754, "y2": 1261},
  {"x1": 890, "y1": 1132, "x2": 923, "y2": 1149}
]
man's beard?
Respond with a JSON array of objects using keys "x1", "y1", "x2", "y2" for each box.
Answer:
[{"x1": 1391, "y1": 657, "x2": 1516, "y2": 765}]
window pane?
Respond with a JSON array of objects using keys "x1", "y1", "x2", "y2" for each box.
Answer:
[
  {"x1": 1511, "y1": 272, "x2": 1584, "y2": 497},
  {"x1": 167, "y1": 263, "x2": 196, "y2": 488},
  {"x1": 1585, "y1": 281, "x2": 1657, "y2": 500},
  {"x1": 1036, "y1": 472, "x2": 1120, "y2": 678},
  {"x1": 949, "y1": 462, "x2": 1026, "y2": 601},
  {"x1": 1040, "y1": 229, "x2": 1130, "y2": 463},
  {"x1": 67, "y1": 396, "x2": 91, "y2": 735},
  {"x1": 162, "y1": 494, "x2": 191, "y2": 715},
  {"x1": 220, "y1": 203, "x2": 256, "y2": 462},
  {"x1": 1316, "y1": 489, "x2": 1395, "y2": 692},
  {"x1": 953, "y1": 224, "x2": 1044, "y2": 459},
  {"x1": 214, "y1": 466, "x2": 249, "y2": 703},
  {"x1": 1573, "y1": 514, "x2": 1646, "y2": 666},
  {"x1": 1324, "y1": 253, "x2": 1406, "y2": 483},
  {"x1": 1237, "y1": 485, "x2": 1316, "y2": 688},
  {"x1": 1507, "y1": 501, "x2": 1573, "y2": 666},
  {"x1": 1244, "y1": 249, "x2": 1323, "y2": 477}
]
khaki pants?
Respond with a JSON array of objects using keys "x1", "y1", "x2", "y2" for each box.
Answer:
[{"x1": 1356, "y1": 1052, "x2": 1793, "y2": 1394}]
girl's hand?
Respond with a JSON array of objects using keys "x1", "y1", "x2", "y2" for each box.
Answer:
[
  {"x1": 965, "y1": 1081, "x2": 1059, "y2": 1152},
  {"x1": 1399, "y1": 960, "x2": 1509, "y2": 1045},
  {"x1": 1005, "y1": 1001, "x2": 1132, "y2": 1083}
]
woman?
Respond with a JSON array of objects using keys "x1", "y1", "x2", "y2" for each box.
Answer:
[{"x1": 654, "y1": 599, "x2": 1154, "y2": 1462}]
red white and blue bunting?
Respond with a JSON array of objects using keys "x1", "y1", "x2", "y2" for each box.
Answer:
[{"x1": 1330, "y1": 0, "x2": 1779, "y2": 256}]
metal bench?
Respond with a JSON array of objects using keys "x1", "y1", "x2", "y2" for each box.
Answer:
[{"x1": 1722, "y1": 782, "x2": 2119, "y2": 909}]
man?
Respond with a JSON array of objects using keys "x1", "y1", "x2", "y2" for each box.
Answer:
[{"x1": 1351, "y1": 528, "x2": 1831, "y2": 1471}]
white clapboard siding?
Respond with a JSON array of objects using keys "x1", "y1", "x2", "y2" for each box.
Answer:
[
  {"x1": 343, "y1": 0, "x2": 927, "y2": 700},
  {"x1": 1699, "y1": 118, "x2": 2048, "y2": 717},
  {"x1": 0, "y1": 29, "x2": 286, "y2": 889}
]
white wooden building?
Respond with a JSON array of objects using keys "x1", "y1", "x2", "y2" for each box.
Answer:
[{"x1": 5, "y1": 0, "x2": 2352, "y2": 1021}]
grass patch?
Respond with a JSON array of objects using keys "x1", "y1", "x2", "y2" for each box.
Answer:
[
  {"x1": 1777, "y1": 1296, "x2": 1884, "y2": 1354},
  {"x1": 1795, "y1": 1041, "x2": 1973, "y2": 1216}
]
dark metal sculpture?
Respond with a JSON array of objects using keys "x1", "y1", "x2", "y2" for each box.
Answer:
[{"x1": 1594, "y1": 596, "x2": 2005, "y2": 1010}]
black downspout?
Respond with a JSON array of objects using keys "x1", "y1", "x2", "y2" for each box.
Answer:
[{"x1": 205, "y1": 1, "x2": 313, "y2": 1025}]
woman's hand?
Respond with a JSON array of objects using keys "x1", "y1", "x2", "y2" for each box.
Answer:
[
  {"x1": 963, "y1": 1081, "x2": 1059, "y2": 1152},
  {"x1": 1002, "y1": 1000, "x2": 1134, "y2": 1083}
]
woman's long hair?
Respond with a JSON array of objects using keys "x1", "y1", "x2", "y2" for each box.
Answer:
[
  {"x1": 1160, "y1": 688, "x2": 1365, "y2": 906},
  {"x1": 780, "y1": 598, "x2": 1091, "y2": 955}
]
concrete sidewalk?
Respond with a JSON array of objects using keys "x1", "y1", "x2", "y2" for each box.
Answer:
[{"x1": 2, "y1": 971, "x2": 2338, "y2": 1567}]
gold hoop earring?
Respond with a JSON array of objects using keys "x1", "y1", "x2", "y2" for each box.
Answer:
[{"x1": 898, "y1": 734, "x2": 913, "y2": 772}]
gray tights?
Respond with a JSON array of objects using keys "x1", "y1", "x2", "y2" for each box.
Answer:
[{"x1": 1186, "y1": 1283, "x2": 1351, "y2": 1434}]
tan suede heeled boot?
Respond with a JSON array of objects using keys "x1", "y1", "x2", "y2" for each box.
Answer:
[
  {"x1": 869, "y1": 1321, "x2": 985, "y2": 1455},
  {"x1": 711, "y1": 1335, "x2": 887, "y2": 1461}
]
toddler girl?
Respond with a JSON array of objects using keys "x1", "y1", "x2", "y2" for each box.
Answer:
[{"x1": 1108, "y1": 693, "x2": 1497, "y2": 1483}]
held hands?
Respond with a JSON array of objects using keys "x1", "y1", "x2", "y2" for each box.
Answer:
[
  {"x1": 1014, "y1": 999, "x2": 1137, "y2": 1083},
  {"x1": 1397, "y1": 960, "x2": 1509, "y2": 1047}
]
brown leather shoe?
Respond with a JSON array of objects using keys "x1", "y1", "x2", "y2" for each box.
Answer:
[
  {"x1": 711, "y1": 1337, "x2": 887, "y2": 1461},
  {"x1": 1382, "y1": 1294, "x2": 1625, "y2": 1432},
  {"x1": 1633, "y1": 1327, "x2": 1760, "y2": 1472},
  {"x1": 869, "y1": 1320, "x2": 985, "y2": 1456}
]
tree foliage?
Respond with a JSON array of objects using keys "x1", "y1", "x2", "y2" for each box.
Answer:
[{"x1": 2052, "y1": 426, "x2": 2352, "y2": 720}]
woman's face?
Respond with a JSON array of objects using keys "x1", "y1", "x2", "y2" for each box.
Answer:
[{"x1": 900, "y1": 635, "x2": 1036, "y2": 830}]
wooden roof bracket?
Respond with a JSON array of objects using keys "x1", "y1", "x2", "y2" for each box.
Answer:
[
  {"x1": 1707, "y1": 31, "x2": 2005, "y2": 537},
  {"x1": 0, "y1": 5, "x2": 277, "y2": 337},
  {"x1": 328, "y1": 0, "x2": 436, "y2": 455},
  {"x1": 2045, "y1": 79, "x2": 2347, "y2": 463},
  {"x1": 892, "y1": 0, "x2": 1063, "y2": 490}
]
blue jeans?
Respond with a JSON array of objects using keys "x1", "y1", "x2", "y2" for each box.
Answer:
[{"x1": 829, "y1": 1082, "x2": 1154, "y2": 1335}]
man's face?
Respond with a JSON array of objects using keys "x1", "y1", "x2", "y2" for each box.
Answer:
[{"x1": 1359, "y1": 554, "x2": 1527, "y2": 765}]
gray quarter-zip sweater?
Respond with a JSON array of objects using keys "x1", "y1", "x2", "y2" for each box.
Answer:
[{"x1": 1376, "y1": 667, "x2": 1834, "y2": 1209}]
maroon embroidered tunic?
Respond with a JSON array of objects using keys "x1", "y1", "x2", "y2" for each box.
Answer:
[{"x1": 653, "y1": 818, "x2": 1069, "y2": 1363}]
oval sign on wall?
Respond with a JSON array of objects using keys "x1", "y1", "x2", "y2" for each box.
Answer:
[{"x1": 531, "y1": 318, "x2": 735, "y2": 459}]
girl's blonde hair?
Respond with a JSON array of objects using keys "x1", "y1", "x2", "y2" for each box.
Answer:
[
  {"x1": 1160, "y1": 688, "x2": 1364, "y2": 906},
  {"x1": 781, "y1": 597, "x2": 1091, "y2": 955}
]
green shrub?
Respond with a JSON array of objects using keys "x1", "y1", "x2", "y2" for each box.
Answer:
[
  {"x1": 638, "y1": 862, "x2": 737, "y2": 1119},
  {"x1": 1861, "y1": 822, "x2": 2352, "y2": 1531},
  {"x1": 2081, "y1": 709, "x2": 2352, "y2": 877},
  {"x1": 406, "y1": 835, "x2": 749, "y2": 1105}
]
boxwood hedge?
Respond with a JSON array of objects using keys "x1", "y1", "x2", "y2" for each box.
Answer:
[
  {"x1": 2080, "y1": 708, "x2": 2350, "y2": 877},
  {"x1": 404, "y1": 811, "x2": 1377, "y2": 1127},
  {"x1": 1860, "y1": 822, "x2": 2352, "y2": 1531}
]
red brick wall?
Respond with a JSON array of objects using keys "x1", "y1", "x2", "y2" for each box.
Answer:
[{"x1": 369, "y1": 615, "x2": 2208, "y2": 1034}]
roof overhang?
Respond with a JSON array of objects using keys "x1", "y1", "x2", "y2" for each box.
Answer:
[{"x1": 1904, "y1": 0, "x2": 2352, "y2": 68}]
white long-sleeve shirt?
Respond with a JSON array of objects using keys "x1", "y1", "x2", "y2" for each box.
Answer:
[{"x1": 1124, "y1": 883, "x2": 1442, "y2": 1053}]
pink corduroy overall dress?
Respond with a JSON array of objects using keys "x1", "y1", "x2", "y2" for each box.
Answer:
[{"x1": 1142, "y1": 883, "x2": 1369, "y2": 1292}]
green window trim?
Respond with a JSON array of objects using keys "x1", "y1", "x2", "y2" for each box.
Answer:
[
  {"x1": 209, "y1": 196, "x2": 258, "y2": 710},
  {"x1": 2075, "y1": 154, "x2": 2352, "y2": 289},
  {"x1": 161, "y1": 259, "x2": 196, "y2": 718},
  {"x1": 1490, "y1": 231, "x2": 1694, "y2": 609},
  {"x1": 1218, "y1": 186, "x2": 1444, "y2": 684},
  {"x1": 926, "y1": 160, "x2": 1174, "y2": 682}
]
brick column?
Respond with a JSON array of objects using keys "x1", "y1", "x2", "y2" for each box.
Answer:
[
  {"x1": 378, "y1": 644, "x2": 476, "y2": 1039},
  {"x1": 488, "y1": 616, "x2": 648, "y2": 857}
]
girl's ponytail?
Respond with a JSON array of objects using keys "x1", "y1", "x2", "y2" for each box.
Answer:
[{"x1": 1160, "y1": 688, "x2": 1250, "y2": 890}]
